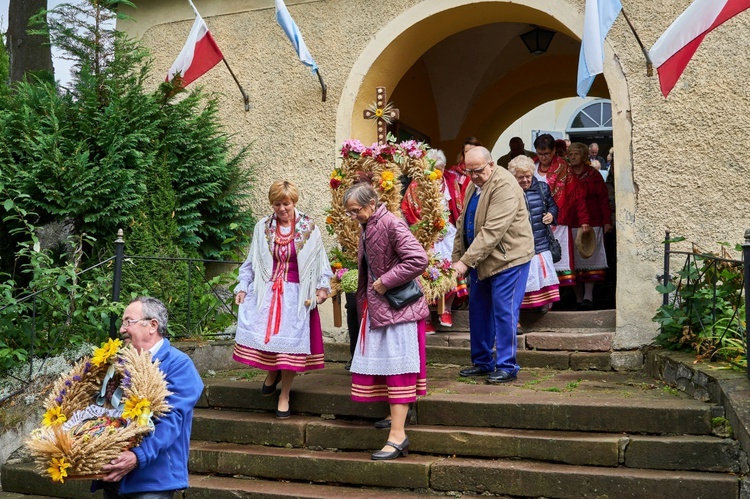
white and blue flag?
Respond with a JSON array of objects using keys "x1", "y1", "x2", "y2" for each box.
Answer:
[
  {"x1": 275, "y1": 0, "x2": 319, "y2": 73},
  {"x1": 577, "y1": 0, "x2": 622, "y2": 97}
]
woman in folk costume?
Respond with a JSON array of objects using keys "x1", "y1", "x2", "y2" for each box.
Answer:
[
  {"x1": 344, "y1": 182, "x2": 428, "y2": 461},
  {"x1": 400, "y1": 149, "x2": 464, "y2": 329},
  {"x1": 532, "y1": 133, "x2": 589, "y2": 288},
  {"x1": 509, "y1": 155, "x2": 561, "y2": 313},
  {"x1": 567, "y1": 142, "x2": 612, "y2": 310},
  {"x1": 233, "y1": 181, "x2": 332, "y2": 419}
]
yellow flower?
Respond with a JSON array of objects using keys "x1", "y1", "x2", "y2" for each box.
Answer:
[
  {"x1": 122, "y1": 396, "x2": 152, "y2": 425},
  {"x1": 91, "y1": 338, "x2": 123, "y2": 367},
  {"x1": 375, "y1": 108, "x2": 383, "y2": 117},
  {"x1": 428, "y1": 171, "x2": 438, "y2": 181},
  {"x1": 42, "y1": 406, "x2": 67, "y2": 427},
  {"x1": 381, "y1": 180, "x2": 394, "y2": 191},
  {"x1": 332, "y1": 261, "x2": 343, "y2": 270},
  {"x1": 434, "y1": 169, "x2": 443, "y2": 180},
  {"x1": 48, "y1": 456, "x2": 71, "y2": 483}
]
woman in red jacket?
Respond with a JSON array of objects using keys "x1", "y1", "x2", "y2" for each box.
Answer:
[
  {"x1": 567, "y1": 143, "x2": 612, "y2": 310},
  {"x1": 344, "y1": 182, "x2": 429, "y2": 461}
]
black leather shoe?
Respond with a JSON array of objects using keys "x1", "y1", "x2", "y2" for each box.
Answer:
[
  {"x1": 261, "y1": 371, "x2": 282, "y2": 396},
  {"x1": 374, "y1": 409, "x2": 413, "y2": 429},
  {"x1": 459, "y1": 365, "x2": 495, "y2": 377},
  {"x1": 371, "y1": 437, "x2": 409, "y2": 460},
  {"x1": 275, "y1": 408, "x2": 291, "y2": 419},
  {"x1": 487, "y1": 370, "x2": 517, "y2": 384}
]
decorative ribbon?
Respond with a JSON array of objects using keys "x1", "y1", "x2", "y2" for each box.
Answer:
[
  {"x1": 359, "y1": 301, "x2": 368, "y2": 355},
  {"x1": 265, "y1": 276, "x2": 285, "y2": 343},
  {"x1": 96, "y1": 363, "x2": 124, "y2": 411},
  {"x1": 539, "y1": 253, "x2": 548, "y2": 279}
]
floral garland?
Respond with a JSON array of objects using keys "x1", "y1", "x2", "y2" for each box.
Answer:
[
  {"x1": 419, "y1": 250, "x2": 458, "y2": 303},
  {"x1": 26, "y1": 339, "x2": 171, "y2": 483},
  {"x1": 327, "y1": 135, "x2": 444, "y2": 265}
]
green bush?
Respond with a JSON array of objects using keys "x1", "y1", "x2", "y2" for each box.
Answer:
[{"x1": 652, "y1": 240, "x2": 746, "y2": 369}]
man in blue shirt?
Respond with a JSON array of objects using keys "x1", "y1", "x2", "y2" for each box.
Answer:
[{"x1": 95, "y1": 297, "x2": 203, "y2": 499}]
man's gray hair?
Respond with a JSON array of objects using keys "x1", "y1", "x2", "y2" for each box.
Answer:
[{"x1": 131, "y1": 296, "x2": 169, "y2": 337}]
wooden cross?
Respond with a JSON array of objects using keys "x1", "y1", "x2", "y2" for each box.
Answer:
[{"x1": 363, "y1": 86, "x2": 399, "y2": 145}]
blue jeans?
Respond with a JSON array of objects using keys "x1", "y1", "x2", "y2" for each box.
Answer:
[{"x1": 468, "y1": 262, "x2": 530, "y2": 374}]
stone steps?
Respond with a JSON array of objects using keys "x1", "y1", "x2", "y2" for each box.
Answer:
[
  {"x1": 3, "y1": 356, "x2": 743, "y2": 498},
  {"x1": 200, "y1": 375, "x2": 718, "y2": 435},
  {"x1": 190, "y1": 409, "x2": 742, "y2": 472},
  {"x1": 186, "y1": 474, "x2": 427, "y2": 498},
  {"x1": 5, "y1": 451, "x2": 738, "y2": 499},
  {"x1": 185, "y1": 441, "x2": 739, "y2": 498}
]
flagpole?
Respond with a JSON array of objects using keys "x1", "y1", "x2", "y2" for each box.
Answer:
[
  {"x1": 187, "y1": 0, "x2": 199, "y2": 17},
  {"x1": 621, "y1": 8, "x2": 653, "y2": 77},
  {"x1": 315, "y1": 69, "x2": 327, "y2": 102},
  {"x1": 222, "y1": 58, "x2": 251, "y2": 111}
]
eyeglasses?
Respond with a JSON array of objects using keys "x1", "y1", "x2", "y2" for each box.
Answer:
[
  {"x1": 120, "y1": 318, "x2": 150, "y2": 328},
  {"x1": 345, "y1": 207, "x2": 363, "y2": 217},
  {"x1": 465, "y1": 162, "x2": 490, "y2": 175},
  {"x1": 536, "y1": 151, "x2": 553, "y2": 158}
]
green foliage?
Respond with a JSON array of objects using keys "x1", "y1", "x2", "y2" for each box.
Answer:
[
  {"x1": 0, "y1": 187, "x2": 120, "y2": 374},
  {"x1": 0, "y1": 34, "x2": 9, "y2": 92},
  {"x1": 652, "y1": 242, "x2": 746, "y2": 369},
  {"x1": 0, "y1": 0, "x2": 254, "y2": 273},
  {"x1": 340, "y1": 269, "x2": 359, "y2": 294},
  {"x1": 0, "y1": 1, "x2": 255, "y2": 371}
]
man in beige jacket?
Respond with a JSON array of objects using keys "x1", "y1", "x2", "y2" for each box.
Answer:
[{"x1": 452, "y1": 147, "x2": 534, "y2": 383}]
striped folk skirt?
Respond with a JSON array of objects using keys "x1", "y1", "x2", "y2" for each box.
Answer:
[
  {"x1": 351, "y1": 315, "x2": 427, "y2": 405},
  {"x1": 232, "y1": 308, "x2": 325, "y2": 372},
  {"x1": 521, "y1": 251, "x2": 561, "y2": 308}
]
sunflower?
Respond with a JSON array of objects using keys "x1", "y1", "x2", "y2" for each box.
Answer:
[
  {"x1": 122, "y1": 396, "x2": 152, "y2": 426},
  {"x1": 48, "y1": 456, "x2": 71, "y2": 483},
  {"x1": 42, "y1": 406, "x2": 67, "y2": 427},
  {"x1": 91, "y1": 338, "x2": 123, "y2": 367}
]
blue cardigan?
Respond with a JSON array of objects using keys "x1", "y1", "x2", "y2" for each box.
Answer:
[
  {"x1": 524, "y1": 178, "x2": 559, "y2": 254},
  {"x1": 94, "y1": 339, "x2": 204, "y2": 494}
]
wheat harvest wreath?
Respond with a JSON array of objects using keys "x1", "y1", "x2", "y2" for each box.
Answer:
[
  {"x1": 326, "y1": 136, "x2": 456, "y2": 302},
  {"x1": 26, "y1": 338, "x2": 171, "y2": 483}
]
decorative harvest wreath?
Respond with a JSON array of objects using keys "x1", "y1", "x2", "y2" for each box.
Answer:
[
  {"x1": 26, "y1": 339, "x2": 171, "y2": 483},
  {"x1": 326, "y1": 136, "x2": 445, "y2": 264},
  {"x1": 420, "y1": 250, "x2": 458, "y2": 303}
]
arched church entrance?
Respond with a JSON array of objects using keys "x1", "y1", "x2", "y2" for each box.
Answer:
[{"x1": 336, "y1": 0, "x2": 636, "y2": 317}]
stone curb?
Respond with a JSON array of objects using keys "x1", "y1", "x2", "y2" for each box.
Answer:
[{"x1": 647, "y1": 349, "x2": 750, "y2": 473}]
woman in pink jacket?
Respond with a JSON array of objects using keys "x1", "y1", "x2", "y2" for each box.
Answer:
[{"x1": 343, "y1": 182, "x2": 429, "y2": 461}]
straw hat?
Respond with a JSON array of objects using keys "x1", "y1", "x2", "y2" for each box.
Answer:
[{"x1": 575, "y1": 229, "x2": 597, "y2": 258}]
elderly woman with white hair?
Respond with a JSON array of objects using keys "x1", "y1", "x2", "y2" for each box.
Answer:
[
  {"x1": 508, "y1": 155, "x2": 561, "y2": 313},
  {"x1": 401, "y1": 148, "x2": 462, "y2": 329}
]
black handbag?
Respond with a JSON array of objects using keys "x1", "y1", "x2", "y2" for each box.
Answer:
[
  {"x1": 363, "y1": 228, "x2": 423, "y2": 310},
  {"x1": 537, "y1": 183, "x2": 562, "y2": 263}
]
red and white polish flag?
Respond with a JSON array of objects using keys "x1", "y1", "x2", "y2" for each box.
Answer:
[
  {"x1": 648, "y1": 0, "x2": 750, "y2": 97},
  {"x1": 166, "y1": 14, "x2": 224, "y2": 87}
]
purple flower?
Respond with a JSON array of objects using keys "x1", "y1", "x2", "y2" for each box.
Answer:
[
  {"x1": 84, "y1": 362, "x2": 91, "y2": 373},
  {"x1": 428, "y1": 267, "x2": 441, "y2": 281},
  {"x1": 55, "y1": 396, "x2": 63, "y2": 404},
  {"x1": 65, "y1": 380, "x2": 72, "y2": 387},
  {"x1": 72, "y1": 375, "x2": 81, "y2": 382},
  {"x1": 59, "y1": 389, "x2": 67, "y2": 396}
]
